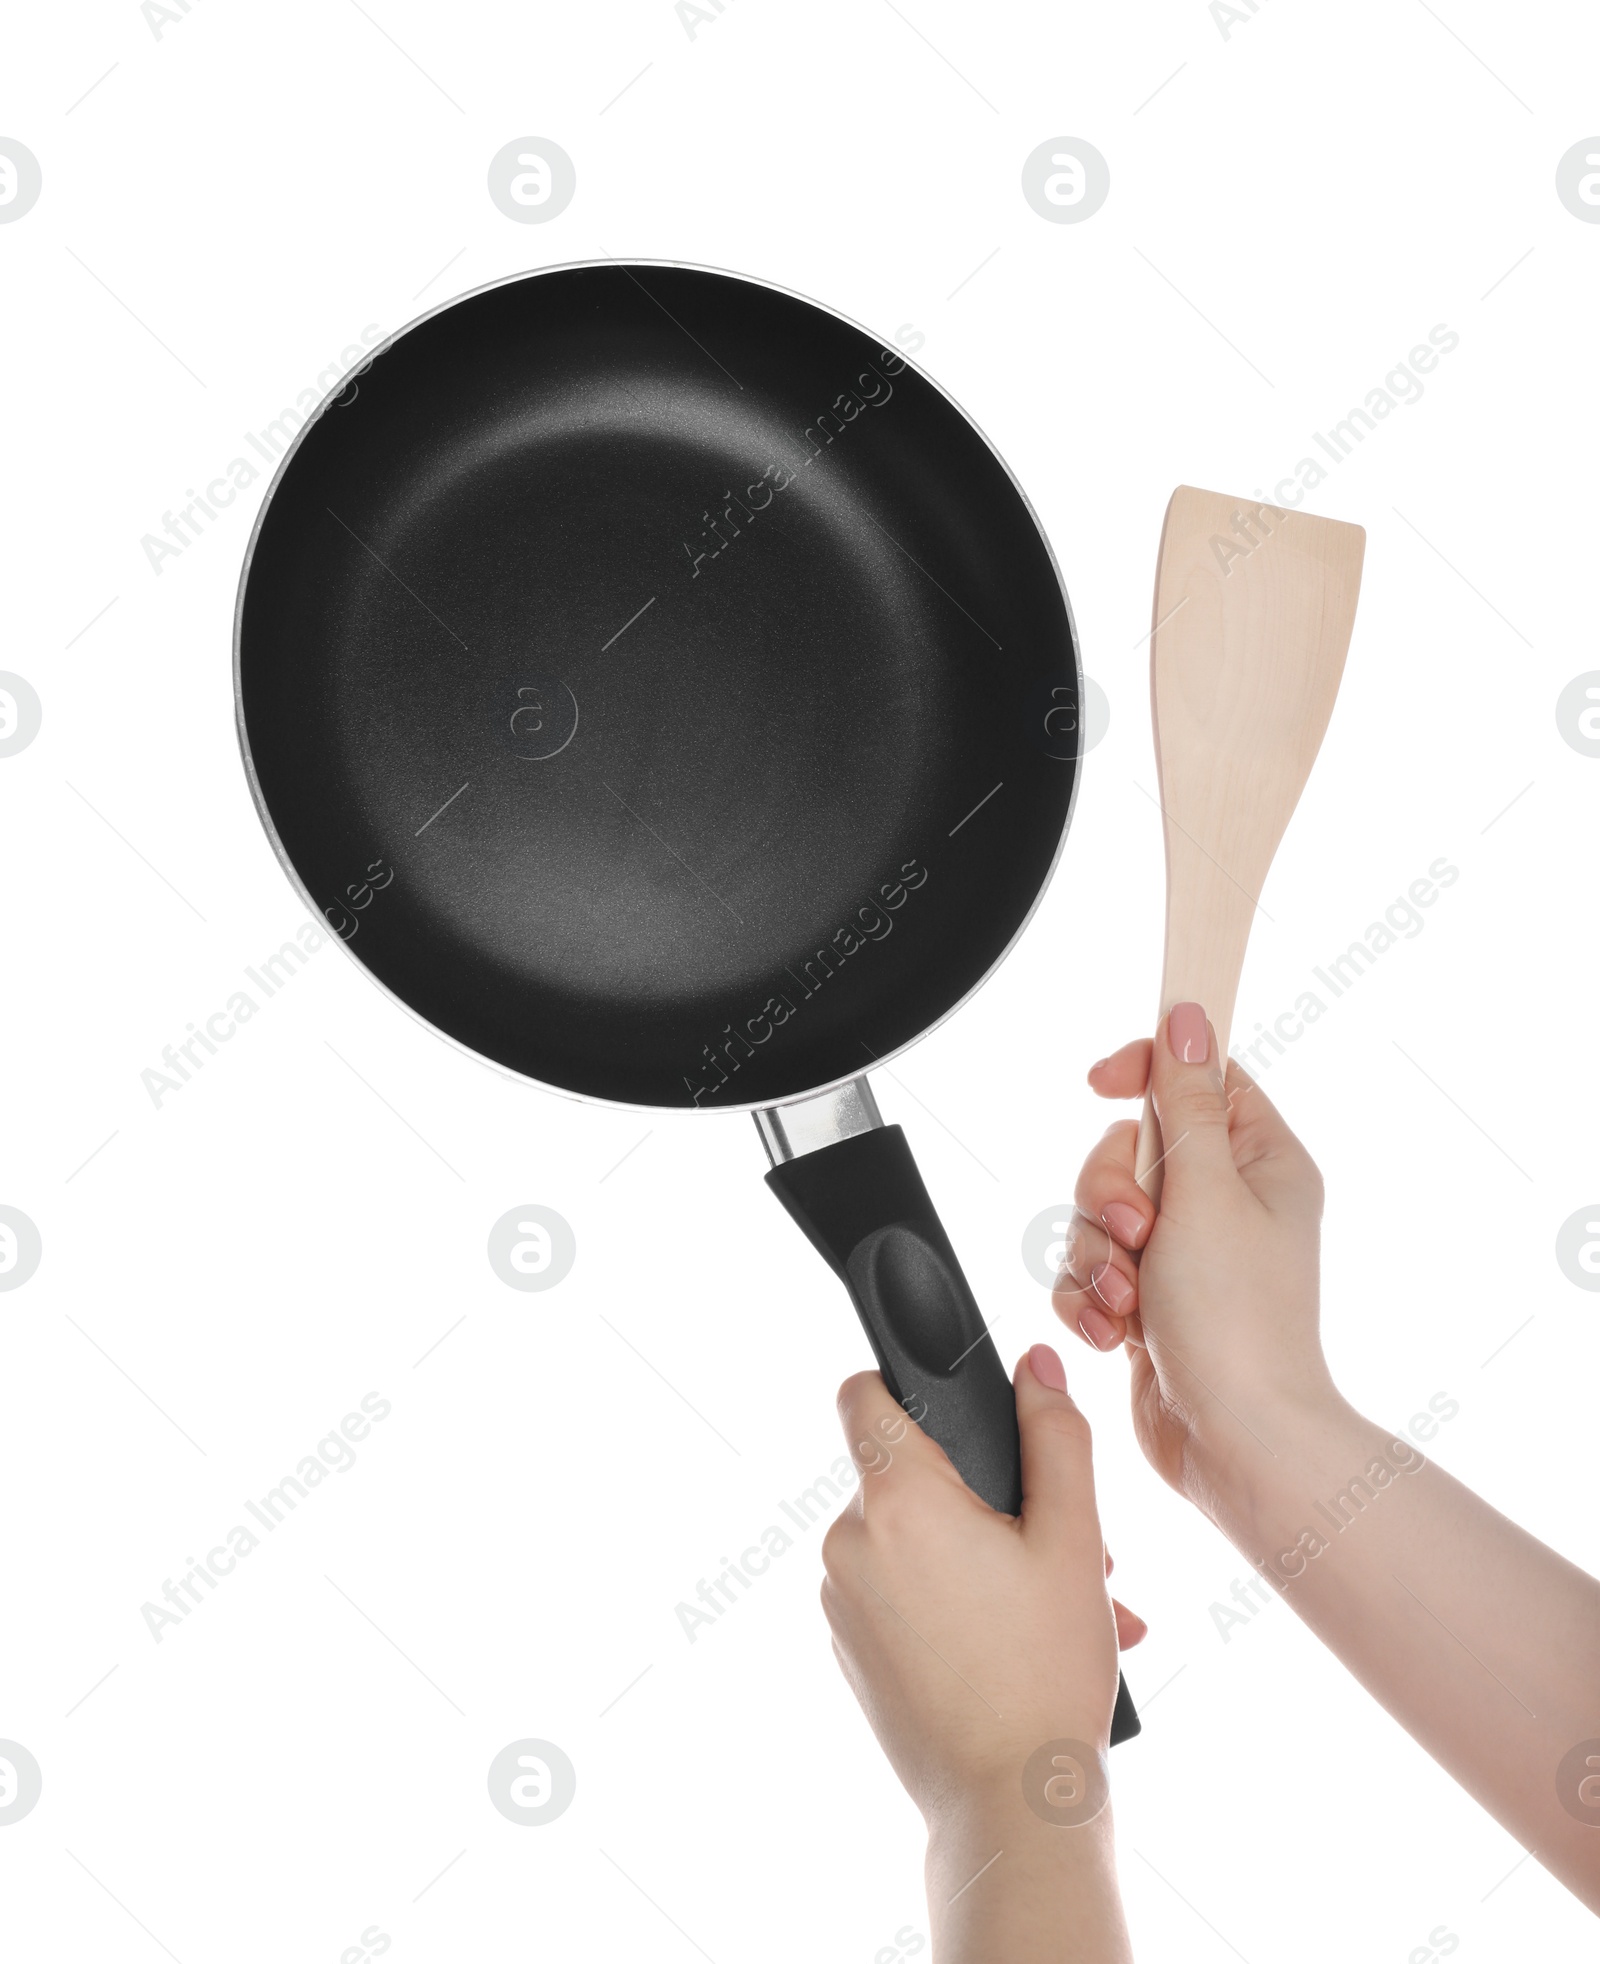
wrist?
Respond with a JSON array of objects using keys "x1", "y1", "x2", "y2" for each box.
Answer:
[
  {"x1": 1177, "y1": 1370, "x2": 1352, "y2": 1529},
  {"x1": 926, "y1": 1783, "x2": 1128, "y2": 1963},
  {"x1": 1183, "y1": 1385, "x2": 1401, "y2": 1563}
]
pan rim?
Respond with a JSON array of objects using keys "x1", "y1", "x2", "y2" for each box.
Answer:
[{"x1": 232, "y1": 254, "x2": 1085, "y2": 1118}]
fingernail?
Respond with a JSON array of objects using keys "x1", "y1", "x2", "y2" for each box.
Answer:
[
  {"x1": 1168, "y1": 1001, "x2": 1209, "y2": 1064},
  {"x1": 1101, "y1": 1201, "x2": 1146, "y2": 1247},
  {"x1": 1077, "y1": 1305, "x2": 1122, "y2": 1351},
  {"x1": 1088, "y1": 1056, "x2": 1110, "y2": 1075},
  {"x1": 1028, "y1": 1342, "x2": 1068, "y2": 1392},
  {"x1": 1091, "y1": 1262, "x2": 1134, "y2": 1314}
]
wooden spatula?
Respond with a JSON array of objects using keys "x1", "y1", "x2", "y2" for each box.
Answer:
[{"x1": 1135, "y1": 485, "x2": 1365, "y2": 1198}]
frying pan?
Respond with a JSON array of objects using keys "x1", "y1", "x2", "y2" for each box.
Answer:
[{"x1": 234, "y1": 261, "x2": 1138, "y2": 1745}]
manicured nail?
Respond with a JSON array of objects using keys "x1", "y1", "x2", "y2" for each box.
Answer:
[
  {"x1": 1077, "y1": 1306, "x2": 1121, "y2": 1351},
  {"x1": 1101, "y1": 1201, "x2": 1146, "y2": 1248},
  {"x1": 1028, "y1": 1342, "x2": 1068, "y2": 1392},
  {"x1": 1091, "y1": 1262, "x2": 1134, "y2": 1314},
  {"x1": 1168, "y1": 1001, "x2": 1209, "y2": 1064}
]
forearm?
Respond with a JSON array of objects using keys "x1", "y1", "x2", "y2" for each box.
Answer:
[
  {"x1": 1186, "y1": 1390, "x2": 1600, "y2": 1909},
  {"x1": 926, "y1": 1794, "x2": 1133, "y2": 1963}
]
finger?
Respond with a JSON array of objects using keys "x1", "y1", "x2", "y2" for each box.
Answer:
[
  {"x1": 834, "y1": 1370, "x2": 960, "y2": 1489},
  {"x1": 1112, "y1": 1597, "x2": 1149, "y2": 1649},
  {"x1": 1073, "y1": 1120, "x2": 1155, "y2": 1253},
  {"x1": 1087, "y1": 1039, "x2": 1153, "y2": 1101},
  {"x1": 1148, "y1": 1003, "x2": 1240, "y2": 1211},
  {"x1": 1054, "y1": 1211, "x2": 1139, "y2": 1301},
  {"x1": 1104, "y1": 1548, "x2": 1147, "y2": 1645},
  {"x1": 1051, "y1": 1213, "x2": 1138, "y2": 1352},
  {"x1": 1013, "y1": 1346, "x2": 1102, "y2": 1552}
]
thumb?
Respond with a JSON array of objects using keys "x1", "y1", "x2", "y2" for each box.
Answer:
[
  {"x1": 1148, "y1": 1001, "x2": 1240, "y2": 1208},
  {"x1": 1014, "y1": 1344, "x2": 1102, "y2": 1551}
]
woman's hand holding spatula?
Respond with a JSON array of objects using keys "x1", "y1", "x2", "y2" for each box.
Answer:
[
  {"x1": 1058, "y1": 1008, "x2": 1600, "y2": 1914},
  {"x1": 1061, "y1": 1005, "x2": 1335, "y2": 1496}
]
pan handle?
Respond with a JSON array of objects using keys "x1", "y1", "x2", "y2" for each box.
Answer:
[{"x1": 758, "y1": 1087, "x2": 1139, "y2": 1747}]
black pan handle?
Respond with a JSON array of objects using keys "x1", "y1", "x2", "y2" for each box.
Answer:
[{"x1": 765, "y1": 1122, "x2": 1139, "y2": 1746}]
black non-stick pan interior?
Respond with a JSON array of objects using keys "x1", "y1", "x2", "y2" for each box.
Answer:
[{"x1": 237, "y1": 264, "x2": 1079, "y2": 1108}]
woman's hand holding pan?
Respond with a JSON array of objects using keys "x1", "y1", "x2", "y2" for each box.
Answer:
[{"x1": 822, "y1": 1349, "x2": 1144, "y2": 1963}]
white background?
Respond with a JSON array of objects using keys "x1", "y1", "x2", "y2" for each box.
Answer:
[{"x1": 4, "y1": 1, "x2": 1598, "y2": 1958}]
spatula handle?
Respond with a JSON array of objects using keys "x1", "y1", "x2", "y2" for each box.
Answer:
[{"x1": 1134, "y1": 1092, "x2": 1167, "y2": 1203}]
